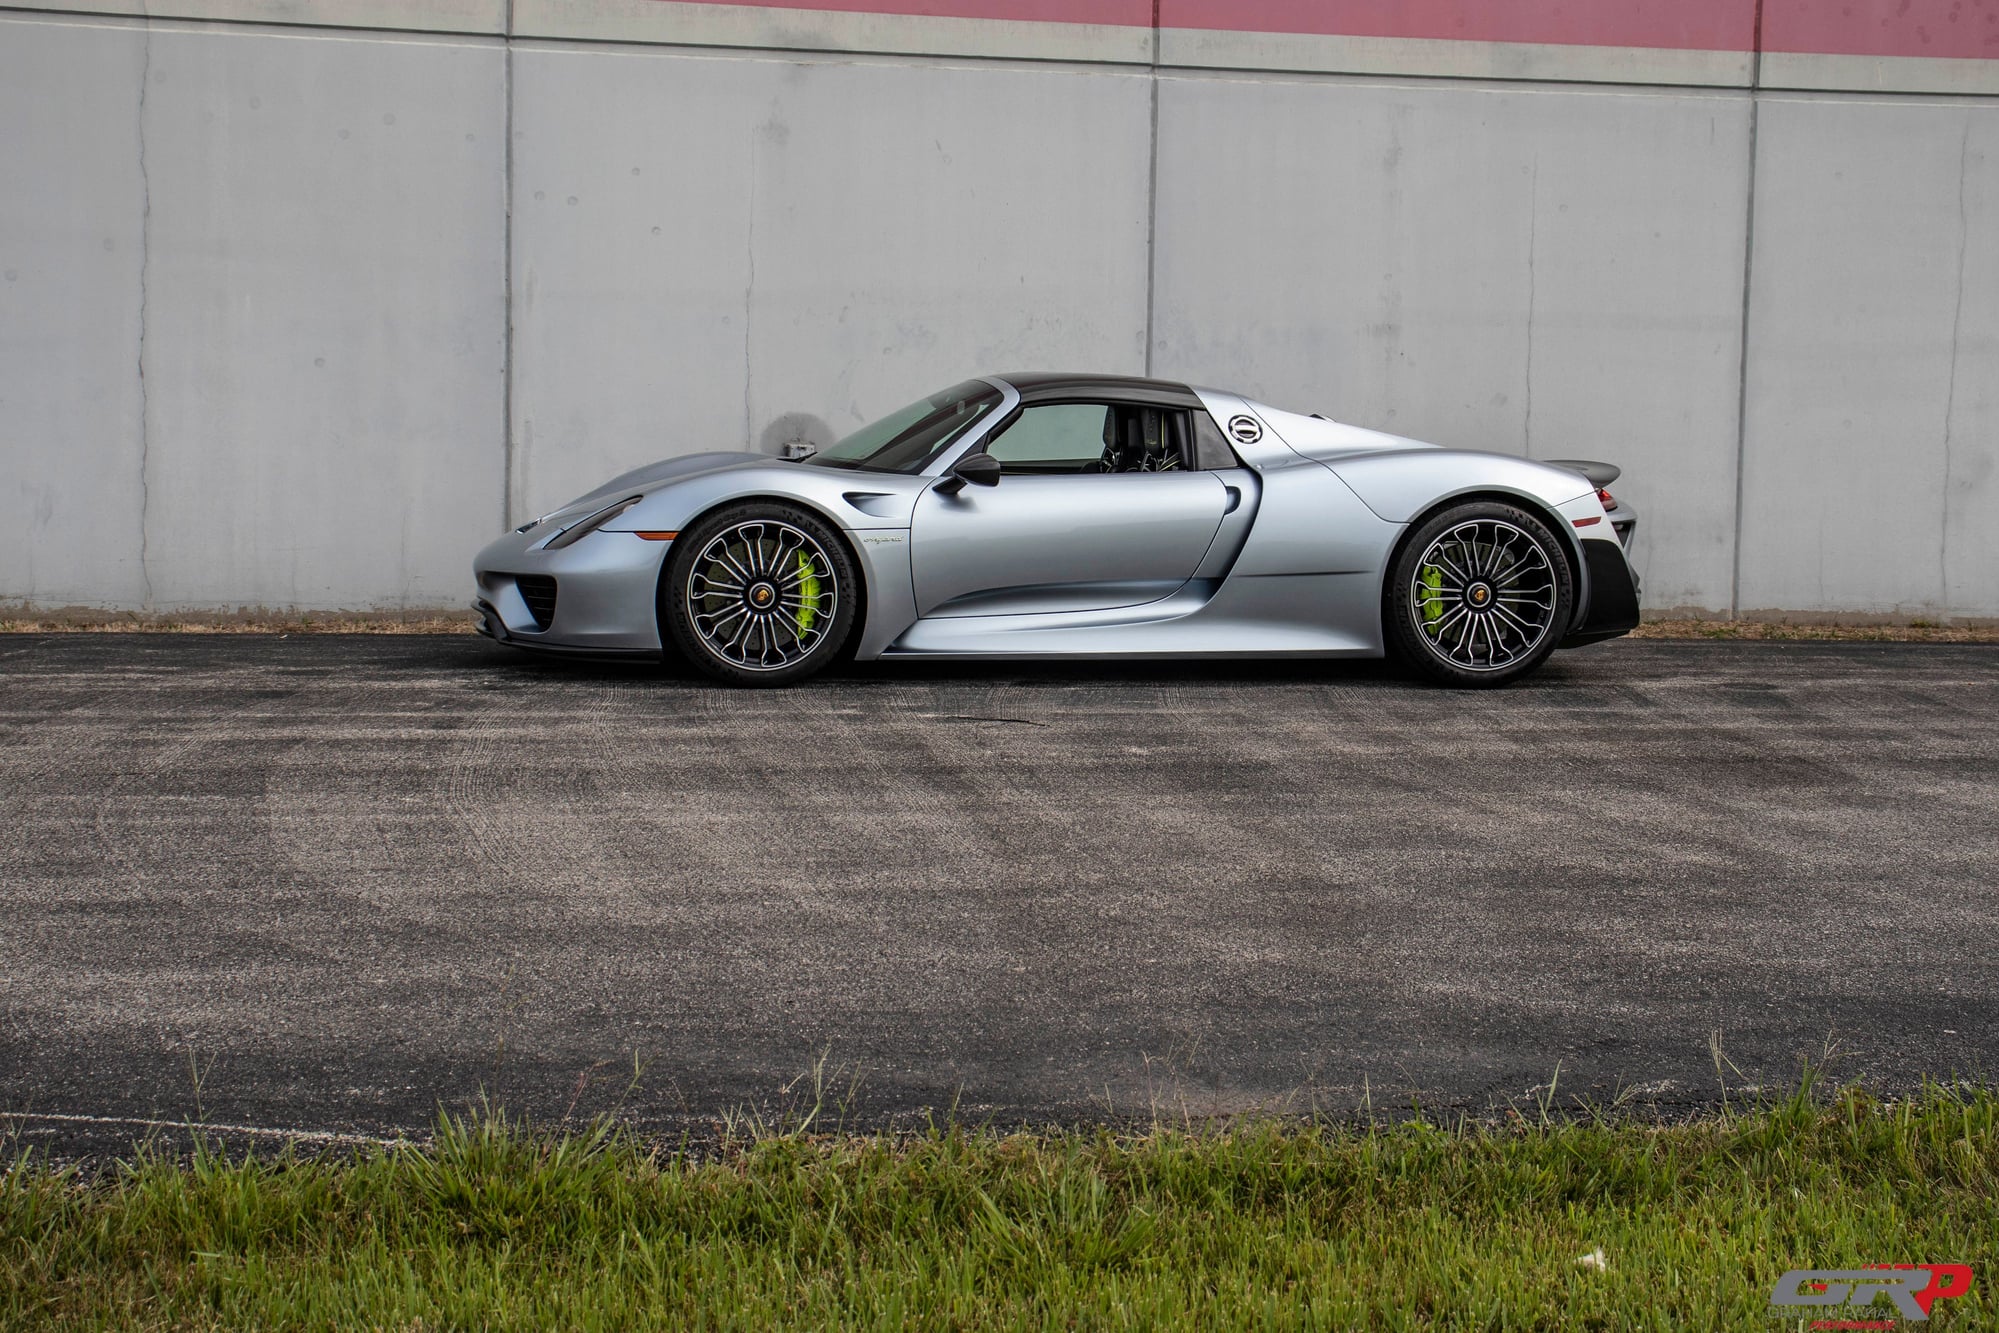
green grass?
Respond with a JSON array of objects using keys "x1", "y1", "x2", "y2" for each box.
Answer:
[{"x1": 4, "y1": 1084, "x2": 1994, "y2": 1330}]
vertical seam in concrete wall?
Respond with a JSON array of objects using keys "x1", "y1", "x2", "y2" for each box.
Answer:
[
  {"x1": 1728, "y1": 0, "x2": 1766, "y2": 620},
  {"x1": 1522, "y1": 158, "x2": 1538, "y2": 459},
  {"x1": 1142, "y1": 0, "x2": 1159, "y2": 375},
  {"x1": 136, "y1": 17, "x2": 154, "y2": 610},
  {"x1": 1728, "y1": 101, "x2": 1757, "y2": 618},
  {"x1": 501, "y1": 0, "x2": 516, "y2": 529},
  {"x1": 743, "y1": 135, "x2": 757, "y2": 449},
  {"x1": 1941, "y1": 123, "x2": 1970, "y2": 615}
]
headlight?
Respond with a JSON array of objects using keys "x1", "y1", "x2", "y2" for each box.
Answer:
[{"x1": 540, "y1": 496, "x2": 641, "y2": 551}]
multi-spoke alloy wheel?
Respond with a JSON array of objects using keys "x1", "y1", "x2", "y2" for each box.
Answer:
[
  {"x1": 1385, "y1": 502, "x2": 1574, "y2": 688},
  {"x1": 662, "y1": 503, "x2": 857, "y2": 686},
  {"x1": 1410, "y1": 519, "x2": 1555, "y2": 671}
]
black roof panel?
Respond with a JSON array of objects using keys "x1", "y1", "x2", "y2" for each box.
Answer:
[{"x1": 991, "y1": 371, "x2": 1201, "y2": 406}]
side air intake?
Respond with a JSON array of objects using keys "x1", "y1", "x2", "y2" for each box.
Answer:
[{"x1": 515, "y1": 575, "x2": 557, "y2": 630}]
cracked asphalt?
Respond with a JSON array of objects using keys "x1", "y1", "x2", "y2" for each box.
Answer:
[{"x1": 1, "y1": 633, "x2": 1994, "y2": 1159}]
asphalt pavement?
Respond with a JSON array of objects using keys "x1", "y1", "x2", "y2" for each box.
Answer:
[{"x1": 2, "y1": 633, "x2": 1994, "y2": 1159}]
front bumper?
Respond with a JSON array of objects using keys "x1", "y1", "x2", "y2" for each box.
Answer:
[{"x1": 471, "y1": 524, "x2": 672, "y2": 653}]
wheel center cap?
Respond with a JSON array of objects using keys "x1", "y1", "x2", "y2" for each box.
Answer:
[
  {"x1": 1467, "y1": 583, "x2": 1492, "y2": 608},
  {"x1": 747, "y1": 582, "x2": 777, "y2": 609}
]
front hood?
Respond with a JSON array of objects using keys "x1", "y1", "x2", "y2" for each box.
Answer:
[{"x1": 561, "y1": 451, "x2": 767, "y2": 511}]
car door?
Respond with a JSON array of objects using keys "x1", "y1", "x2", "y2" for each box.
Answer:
[{"x1": 908, "y1": 401, "x2": 1232, "y2": 618}]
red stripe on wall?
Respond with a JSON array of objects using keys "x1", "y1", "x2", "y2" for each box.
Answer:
[
  {"x1": 1157, "y1": 0, "x2": 1755, "y2": 52},
  {"x1": 658, "y1": 0, "x2": 1150, "y2": 26},
  {"x1": 1762, "y1": 0, "x2": 1999, "y2": 59},
  {"x1": 650, "y1": 0, "x2": 1999, "y2": 61}
]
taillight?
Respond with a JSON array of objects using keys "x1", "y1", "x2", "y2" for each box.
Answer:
[{"x1": 1597, "y1": 488, "x2": 1618, "y2": 510}]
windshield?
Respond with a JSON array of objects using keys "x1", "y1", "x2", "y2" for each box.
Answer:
[{"x1": 809, "y1": 380, "x2": 1002, "y2": 473}]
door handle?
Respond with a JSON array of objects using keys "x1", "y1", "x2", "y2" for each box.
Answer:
[{"x1": 1223, "y1": 485, "x2": 1242, "y2": 515}]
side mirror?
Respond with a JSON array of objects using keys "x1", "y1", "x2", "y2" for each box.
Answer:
[{"x1": 934, "y1": 451, "x2": 1001, "y2": 496}]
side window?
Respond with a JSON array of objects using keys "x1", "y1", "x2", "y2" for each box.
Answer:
[
  {"x1": 984, "y1": 404, "x2": 1112, "y2": 473},
  {"x1": 983, "y1": 403, "x2": 1217, "y2": 474},
  {"x1": 1193, "y1": 413, "x2": 1242, "y2": 470}
]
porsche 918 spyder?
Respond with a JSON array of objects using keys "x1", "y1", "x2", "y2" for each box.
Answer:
[{"x1": 473, "y1": 373, "x2": 1640, "y2": 687}]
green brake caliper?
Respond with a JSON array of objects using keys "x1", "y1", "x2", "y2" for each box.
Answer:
[
  {"x1": 1418, "y1": 564, "x2": 1444, "y2": 629},
  {"x1": 795, "y1": 552, "x2": 819, "y2": 636}
]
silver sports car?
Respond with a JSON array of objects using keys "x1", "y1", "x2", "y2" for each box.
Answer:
[{"x1": 473, "y1": 374, "x2": 1640, "y2": 687}]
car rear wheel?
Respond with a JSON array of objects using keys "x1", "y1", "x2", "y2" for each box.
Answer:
[
  {"x1": 661, "y1": 502, "x2": 857, "y2": 687},
  {"x1": 1384, "y1": 500, "x2": 1574, "y2": 688}
]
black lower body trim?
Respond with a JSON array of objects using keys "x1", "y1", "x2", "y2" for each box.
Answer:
[
  {"x1": 498, "y1": 642, "x2": 661, "y2": 661},
  {"x1": 471, "y1": 599, "x2": 506, "y2": 640},
  {"x1": 1560, "y1": 540, "x2": 1641, "y2": 648},
  {"x1": 471, "y1": 599, "x2": 657, "y2": 660}
]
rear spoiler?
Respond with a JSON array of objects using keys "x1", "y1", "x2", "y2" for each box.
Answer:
[{"x1": 1544, "y1": 458, "x2": 1621, "y2": 489}]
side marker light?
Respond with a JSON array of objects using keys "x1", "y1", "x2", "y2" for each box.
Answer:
[
  {"x1": 1573, "y1": 516, "x2": 1601, "y2": 527},
  {"x1": 634, "y1": 531, "x2": 679, "y2": 541}
]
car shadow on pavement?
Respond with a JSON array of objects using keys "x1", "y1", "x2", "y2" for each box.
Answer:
[{"x1": 463, "y1": 636, "x2": 1612, "y2": 692}]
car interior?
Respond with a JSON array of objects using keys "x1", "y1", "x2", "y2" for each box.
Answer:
[{"x1": 983, "y1": 403, "x2": 1195, "y2": 475}]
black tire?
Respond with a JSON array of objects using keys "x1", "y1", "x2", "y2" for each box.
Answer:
[
  {"x1": 660, "y1": 501, "x2": 858, "y2": 687},
  {"x1": 1383, "y1": 500, "x2": 1575, "y2": 688}
]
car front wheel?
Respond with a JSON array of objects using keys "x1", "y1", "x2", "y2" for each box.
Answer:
[{"x1": 661, "y1": 502, "x2": 857, "y2": 687}]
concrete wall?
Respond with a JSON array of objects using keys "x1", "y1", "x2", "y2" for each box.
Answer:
[
  {"x1": 508, "y1": 40, "x2": 1153, "y2": 523},
  {"x1": 2, "y1": 14, "x2": 504, "y2": 612},
  {"x1": 3, "y1": 0, "x2": 1996, "y2": 619},
  {"x1": 1739, "y1": 96, "x2": 1999, "y2": 617},
  {"x1": 1149, "y1": 75, "x2": 1754, "y2": 613},
  {"x1": 1, "y1": 18, "x2": 148, "y2": 609}
]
